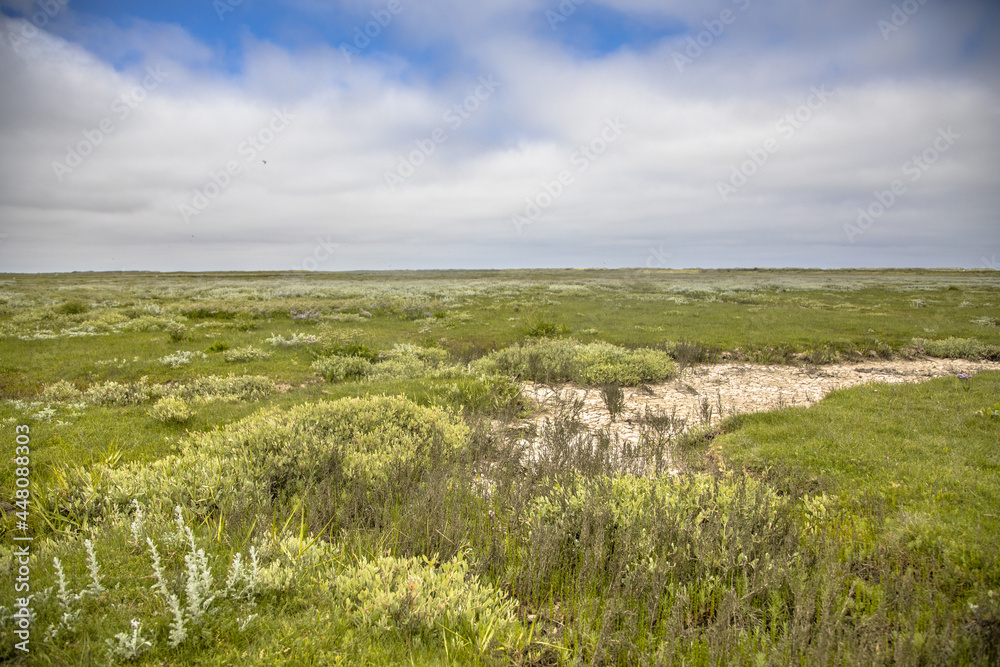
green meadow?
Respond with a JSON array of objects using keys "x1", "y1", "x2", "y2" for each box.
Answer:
[{"x1": 1, "y1": 269, "x2": 998, "y2": 665}]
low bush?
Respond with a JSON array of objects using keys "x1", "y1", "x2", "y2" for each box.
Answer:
[
  {"x1": 332, "y1": 551, "x2": 517, "y2": 643},
  {"x1": 313, "y1": 345, "x2": 455, "y2": 383},
  {"x1": 86, "y1": 380, "x2": 151, "y2": 407},
  {"x1": 42, "y1": 379, "x2": 84, "y2": 403},
  {"x1": 56, "y1": 300, "x2": 89, "y2": 315},
  {"x1": 312, "y1": 355, "x2": 372, "y2": 381},
  {"x1": 121, "y1": 316, "x2": 178, "y2": 332},
  {"x1": 149, "y1": 396, "x2": 193, "y2": 423},
  {"x1": 473, "y1": 338, "x2": 676, "y2": 386},
  {"x1": 159, "y1": 351, "x2": 207, "y2": 368},
  {"x1": 910, "y1": 336, "x2": 1000, "y2": 360},
  {"x1": 162, "y1": 375, "x2": 273, "y2": 402},
  {"x1": 53, "y1": 396, "x2": 468, "y2": 524},
  {"x1": 222, "y1": 345, "x2": 271, "y2": 362}
]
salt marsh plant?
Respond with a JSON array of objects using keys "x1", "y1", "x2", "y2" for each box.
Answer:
[
  {"x1": 910, "y1": 336, "x2": 1000, "y2": 360},
  {"x1": 599, "y1": 383, "x2": 626, "y2": 422},
  {"x1": 222, "y1": 345, "x2": 271, "y2": 362},
  {"x1": 472, "y1": 338, "x2": 676, "y2": 386},
  {"x1": 3, "y1": 270, "x2": 1000, "y2": 664},
  {"x1": 149, "y1": 396, "x2": 193, "y2": 423}
]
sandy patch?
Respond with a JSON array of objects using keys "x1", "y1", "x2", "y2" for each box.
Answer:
[{"x1": 521, "y1": 359, "x2": 1000, "y2": 447}]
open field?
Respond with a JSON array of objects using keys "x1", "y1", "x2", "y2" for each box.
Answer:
[{"x1": 1, "y1": 269, "x2": 999, "y2": 665}]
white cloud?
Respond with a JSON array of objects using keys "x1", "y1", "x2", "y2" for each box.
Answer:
[{"x1": 0, "y1": 1, "x2": 998, "y2": 271}]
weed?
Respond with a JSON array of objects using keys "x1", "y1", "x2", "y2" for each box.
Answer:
[{"x1": 599, "y1": 383, "x2": 626, "y2": 422}]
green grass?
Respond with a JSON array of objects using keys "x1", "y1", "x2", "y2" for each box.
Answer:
[
  {"x1": 706, "y1": 372, "x2": 1000, "y2": 586},
  {"x1": 1, "y1": 269, "x2": 1000, "y2": 665}
]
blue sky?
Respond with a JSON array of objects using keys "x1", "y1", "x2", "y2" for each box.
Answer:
[{"x1": 0, "y1": 0, "x2": 998, "y2": 271}]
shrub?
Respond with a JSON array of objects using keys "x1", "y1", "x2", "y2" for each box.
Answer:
[
  {"x1": 56, "y1": 300, "x2": 88, "y2": 315},
  {"x1": 599, "y1": 383, "x2": 626, "y2": 422},
  {"x1": 159, "y1": 351, "x2": 207, "y2": 368},
  {"x1": 60, "y1": 396, "x2": 467, "y2": 520},
  {"x1": 332, "y1": 551, "x2": 517, "y2": 640},
  {"x1": 163, "y1": 375, "x2": 273, "y2": 402},
  {"x1": 165, "y1": 322, "x2": 188, "y2": 342},
  {"x1": 523, "y1": 317, "x2": 570, "y2": 338},
  {"x1": 368, "y1": 344, "x2": 451, "y2": 381},
  {"x1": 520, "y1": 472, "x2": 796, "y2": 624},
  {"x1": 86, "y1": 381, "x2": 151, "y2": 407},
  {"x1": 42, "y1": 379, "x2": 83, "y2": 403},
  {"x1": 150, "y1": 397, "x2": 193, "y2": 423},
  {"x1": 223, "y1": 346, "x2": 271, "y2": 362},
  {"x1": 265, "y1": 333, "x2": 319, "y2": 346},
  {"x1": 290, "y1": 309, "x2": 321, "y2": 323},
  {"x1": 473, "y1": 339, "x2": 676, "y2": 386},
  {"x1": 122, "y1": 316, "x2": 177, "y2": 332},
  {"x1": 438, "y1": 374, "x2": 525, "y2": 415},
  {"x1": 313, "y1": 345, "x2": 454, "y2": 382},
  {"x1": 312, "y1": 355, "x2": 373, "y2": 382},
  {"x1": 910, "y1": 337, "x2": 1000, "y2": 360}
]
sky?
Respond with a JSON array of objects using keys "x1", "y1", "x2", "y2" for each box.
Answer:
[{"x1": 0, "y1": 0, "x2": 998, "y2": 272}]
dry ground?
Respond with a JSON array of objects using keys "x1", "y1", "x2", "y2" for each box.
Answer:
[{"x1": 522, "y1": 359, "x2": 1000, "y2": 447}]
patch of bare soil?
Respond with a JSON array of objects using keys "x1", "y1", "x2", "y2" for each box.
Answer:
[{"x1": 521, "y1": 359, "x2": 1000, "y2": 447}]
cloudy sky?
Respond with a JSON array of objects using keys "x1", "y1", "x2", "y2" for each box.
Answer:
[{"x1": 0, "y1": 0, "x2": 998, "y2": 272}]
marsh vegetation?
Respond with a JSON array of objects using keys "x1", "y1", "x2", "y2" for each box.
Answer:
[{"x1": 1, "y1": 269, "x2": 998, "y2": 665}]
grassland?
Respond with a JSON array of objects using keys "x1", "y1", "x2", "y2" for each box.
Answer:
[{"x1": 0, "y1": 269, "x2": 998, "y2": 665}]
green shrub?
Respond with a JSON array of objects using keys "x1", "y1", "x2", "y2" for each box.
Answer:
[
  {"x1": 81, "y1": 311, "x2": 130, "y2": 332},
  {"x1": 86, "y1": 381, "x2": 151, "y2": 407},
  {"x1": 312, "y1": 355, "x2": 373, "y2": 381},
  {"x1": 265, "y1": 333, "x2": 319, "y2": 346},
  {"x1": 56, "y1": 300, "x2": 88, "y2": 315},
  {"x1": 520, "y1": 472, "x2": 796, "y2": 625},
  {"x1": 368, "y1": 344, "x2": 451, "y2": 381},
  {"x1": 472, "y1": 338, "x2": 676, "y2": 386},
  {"x1": 162, "y1": 375, "x2": 273, "y2": 402},
  {"x1": 121, "y1": 316, "x2": 178, "y2": 332},
  {"x1": 910, "y1": 337, "x2": 1000, "y2": 360},
  {"x1": 150, "y1": 397, "x2": 193, "y2": 423},
  {"x1": 42, "y1": 379, "x2": 83, "y2": 403},
  {"x1": 165, "y1": 322, "x2": 188, "y2": 342},
  {"x1": 58, "y1": 396, "x2": 467, "y2": 519},
  {"x1": 437, "y1": 374, "x2": 525, "y2": 415},
  {"x1": 332, "y1": 551, "x2": 517, "y2": 641},
  {"x1": 523, "y1": 317, "x2": 570, "y2": 338},
  {"x1": 223, "y1": 346, "x2": 271, "y2": 362},
  {"x1": 314, "y1": 345, "x2": 455, "y2": 383}
]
